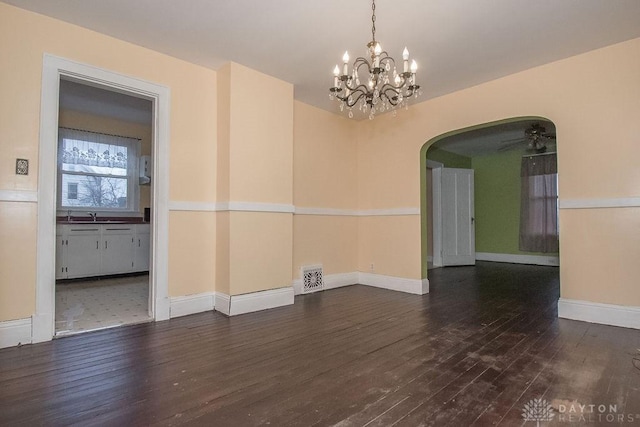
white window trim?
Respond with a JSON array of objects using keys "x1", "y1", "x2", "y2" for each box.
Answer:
[{"x1": 56, "y1": 130, "x2": 141, "y2": 214}]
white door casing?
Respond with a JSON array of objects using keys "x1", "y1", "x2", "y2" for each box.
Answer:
[
  {"x1": 441, "y1": 168, "x2": 476, "y2": 266},
  {"x1": 35, "y1": 54, "x2": 171, "y2": 342},
  {"x1": 426, "y1": 160, "x2": 444, "y2": 268}
]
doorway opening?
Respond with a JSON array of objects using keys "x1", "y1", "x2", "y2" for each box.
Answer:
[
  {"x1": 54, "y1": 79, "x2": 153, "y2": 335},
  {"x1": 35, "y1": 55, "x2": 170, "y2": 343},
  {"x1": 420, "y1": 117, "x2": 560, "y2": 278}
]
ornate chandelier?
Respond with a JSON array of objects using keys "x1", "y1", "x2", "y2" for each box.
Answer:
[{"x1": 329, "y1": 0, "x2": 421, "y2": 120}]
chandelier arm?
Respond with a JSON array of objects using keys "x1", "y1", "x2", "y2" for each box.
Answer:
[
  {"x1": 336, "y1": 86, "x2": 367, "y2": 101},
  {"x1": 385, "y1": 77, "x2": 408, "y2": 91},
  {"x1": 353, "y1": 57, "x2": 373, "y2": 70},
  {"x1": 378, "y1": 52, "x2": 394, "y2": 63},
  {"x1": 380, "y1": 86, "x2": 402, "y2": 106},
  {"x1": 343, "y1": 78, "x2": 374, "y2": 92},
  {"x1": 338, "y1": 90, "x2": 368, "y2": 108}
]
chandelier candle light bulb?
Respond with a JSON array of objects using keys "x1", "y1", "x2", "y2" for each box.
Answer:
[
  {"x1": 342, "y1": 51, "x2": 350, "y2": 75},
  {"x1": 329, "y1": 0, "x2": 421, "y2": 119},
  {"x1": 403, "y1": 47, "x2": 409, "y2": 72}
]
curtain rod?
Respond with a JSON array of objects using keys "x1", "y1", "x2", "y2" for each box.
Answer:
[
  {"x1": 522, "y1": 151, "x2": 556, "y2": 158},
  {"x1": 59, "y1": 126, "x2": 142, "y2": 141}
]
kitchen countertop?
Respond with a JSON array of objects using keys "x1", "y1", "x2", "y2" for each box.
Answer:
[{"x1": 57, "y1": 216, "x2": 147, "y2": 225}]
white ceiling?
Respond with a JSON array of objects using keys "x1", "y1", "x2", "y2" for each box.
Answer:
[
  {"x1": 431, "y1": 119, "x2": 556, "y2": 157},
  {"x1": 5, "y1": 0, "x2": 640, "y2": 118},
  {"x1": 59, "y1": 79, "x2": 152, "y2": 125}
]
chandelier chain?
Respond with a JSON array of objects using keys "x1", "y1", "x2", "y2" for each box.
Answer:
[{"x1": 371, "y1": 0, "x2": 376, "y2": 43}]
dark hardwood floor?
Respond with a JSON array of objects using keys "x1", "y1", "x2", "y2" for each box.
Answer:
[{"x1": 1, "y1": 262, "x2": 639, "y2": 426}]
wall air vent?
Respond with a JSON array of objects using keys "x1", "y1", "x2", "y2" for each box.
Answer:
[{"x1": 301, "y1": 265, "x2": 323, "y2": 294}]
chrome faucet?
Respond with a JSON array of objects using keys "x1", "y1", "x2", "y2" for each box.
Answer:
[
  {"x1": 87, "y1": 212, "x2": 97, "y2": 222},
  {"x1": 67, "y1": 210, "x2": 72, "y2": 222}
]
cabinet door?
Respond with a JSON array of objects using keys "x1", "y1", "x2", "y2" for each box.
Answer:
[
  {"x1": 66, "y1": 233, "x2": 101, "y2": 279},
  {"x1": 134, "y1": 233, "x2": 150, "y2": 272},
  {"x1": 102, "y1": 230, "x2": 135, "y2": 275},
  {"x1": 55, "y1": 235, "x2": 67, "y2": 279}
]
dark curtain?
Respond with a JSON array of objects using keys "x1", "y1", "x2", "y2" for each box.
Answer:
[{"x1": 519, "y1": 153, "x2": 559, "y2": 253}]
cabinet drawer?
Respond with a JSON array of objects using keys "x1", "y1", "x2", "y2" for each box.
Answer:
[
  {"x1": 66, "y1": 225, "x2": 101, "y2": 235},
  {"x1": 102, "y1": 225, "x2": 135, "y2": 235}
]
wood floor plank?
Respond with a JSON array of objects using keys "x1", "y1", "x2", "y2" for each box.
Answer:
[{"x1": 1, "y1": 262, "x2": 638, "y2": 426}]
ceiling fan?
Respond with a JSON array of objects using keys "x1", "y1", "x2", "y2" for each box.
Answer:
[{"x1": 498, "y1": 123, "x2": 556, "y2": 153}]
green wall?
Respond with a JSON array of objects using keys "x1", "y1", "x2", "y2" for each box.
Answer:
[
  {"x1": 472, "y1": 150, "x2": 558, "y2": 256},
  {"x1": 427, "y1": 147, "x2": 471, "y2": 168}
]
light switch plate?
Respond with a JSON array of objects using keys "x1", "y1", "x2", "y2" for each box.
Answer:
[{"x1": 16, "y1": 158, "x2": 29, "y2": 175}]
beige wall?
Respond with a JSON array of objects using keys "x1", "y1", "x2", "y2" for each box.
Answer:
[
  {"x1": 357, "y1": 37, "x2": 640, "y2": 306},
  {"x1": 230, "y1": 212, "x2": 293, "y2": 295},
  {"x1": 560, "y1": 208, "x2": 640, "y2": 306},
  {"x1": 0, "y1": 202, "x2": 36, "y2": 320},
  {"x1": 292, "y1": 102, "x2": 358, "y2": 278},
  {"x1": 168, "y1": 211, "x2": 216, "y2": 297},
  {"x1": 228, "y1": 63, "x2": 293, "y2": 204},
  {"x1": 217, "y1": 63, "x2": 294, "y2": 295},
  {"x1": 58, "y1": 109, "x2": 153, "y2": 212},
  {"x1": 293, "y1": 102, "x2": 357, "y2": 209},
  {"x1": 358, "y1": 216, "x2": 422, "y2": 279},
  {"x1": 0, "y1": 3, "x2": 218, "y2": 319}
]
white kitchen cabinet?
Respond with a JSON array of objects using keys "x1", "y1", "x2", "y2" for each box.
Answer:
[
  {"x1": 55, "y1": 232, "x2": 66, "y2": 280},
  {"x1": 56, "y1": 223, "x2": 150, "y2": 279},
  {"x1": 102, "y1": 225, "x2": 136, "y2": 275},
  {"x1": 134, "y1": 224, "x2": 150, "y2": 272},
  {"x1": 65, "y1": 226, "x2": 102, "y2": 279}
]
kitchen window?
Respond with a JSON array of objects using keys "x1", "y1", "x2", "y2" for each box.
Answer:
[{"x1": 57, "y1": 127, "x2": 140, "y2": 212}]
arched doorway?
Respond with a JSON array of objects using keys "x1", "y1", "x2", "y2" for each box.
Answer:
[{"x1": 420, "y1": 116, "x2": 559, "y2": 278}]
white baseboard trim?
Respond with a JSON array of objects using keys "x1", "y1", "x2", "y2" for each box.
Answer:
[
  {"x1": 170, "y1": 292, "x2": 215, "y2": 318},
  {"x1": 326, "y1": 272, "x2": 359, "y2": 290},
  {"x1": 216, "y1": 287, "x2": 294, "y2": 316},
  {"x1": 358, "y1": 272, "x2": 429, "y2": 295},
  {"x1": 475, "y1": 252, "x2": 559, "y2": 266},
  {"x1": 292, "y1": 271, "x2": 359, "y2": 295},
  {"x1": 215, "y1": 292, "x2": 231, "y2": 316},
  {"x1": 0, "y1": 318, "x2": 32, "y2": 349},
  {"x1": 558, "y1": 298, "x2": 640, "y2": 330}
]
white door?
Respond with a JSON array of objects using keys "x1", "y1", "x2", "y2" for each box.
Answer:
[{"x1": 441, "y1": 168, "x2": 475, "y2": 266}]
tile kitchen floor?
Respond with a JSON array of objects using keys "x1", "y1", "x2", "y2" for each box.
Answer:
[{"x1": 55, "y1": 274, "x2": 151, "y2": 335}]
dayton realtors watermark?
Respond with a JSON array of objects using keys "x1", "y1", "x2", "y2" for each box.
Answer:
[
  {"x1": 557, "y1": 403, "x2": 638, "y2": 424},
  {"x1": 523, "y1": 399, "x2": 640, "y2": 424}
]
